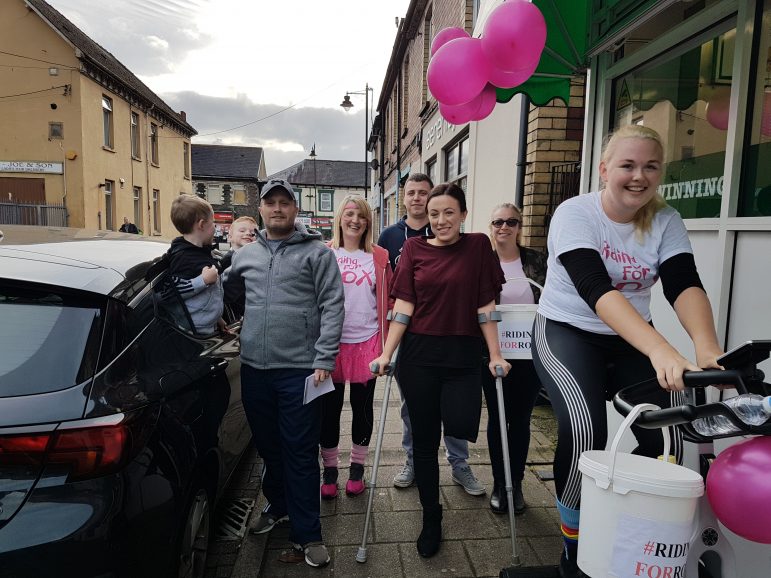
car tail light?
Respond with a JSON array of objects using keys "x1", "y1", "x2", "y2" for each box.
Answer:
[
  {"x1": 0, "y1": 433, "x2": 51, "y2": 467},
  {"x1": 0, "y1": 407, "x2": 157, "y2": 481}
]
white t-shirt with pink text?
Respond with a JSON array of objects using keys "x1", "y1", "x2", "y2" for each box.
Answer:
[
  {"x1": 538, "y1": 191, "x2": 693, "y2": 334},
  {"x1": 333, "y1": 248, "x2": 378, "y2": 343}
]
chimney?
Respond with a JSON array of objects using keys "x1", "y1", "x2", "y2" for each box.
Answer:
[{"x1": 179, "y1": 110, "x2": 187, "y2": 121}]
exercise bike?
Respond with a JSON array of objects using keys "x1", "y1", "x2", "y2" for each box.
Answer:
[{"x1": 612, "y1": 340, "x2": 771, "y2": 578}]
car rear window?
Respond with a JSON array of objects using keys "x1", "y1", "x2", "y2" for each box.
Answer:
[{"x1": 0, "y1": 286, "x2": 102, "y2": 396}]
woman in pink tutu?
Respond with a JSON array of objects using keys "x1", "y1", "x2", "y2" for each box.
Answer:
[{"x1": 320, "y1": 195, "x2": 392, "y2": 498}]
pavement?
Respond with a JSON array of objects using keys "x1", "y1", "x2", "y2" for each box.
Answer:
[{"x1": 206, "y1": 377, "x2": 563, "y2": 578}]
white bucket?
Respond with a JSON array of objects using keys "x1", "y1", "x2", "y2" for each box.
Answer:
[
  {"x1": 577, "y1": 404, "x2": 704, "y2": 578},
  {"x1": 496, "y1": 277, "x2": 542, "y2": 360}
]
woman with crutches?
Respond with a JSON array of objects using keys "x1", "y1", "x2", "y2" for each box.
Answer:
[
  {"x1": 481, "y1": 203, "x2": 547, "y2": 516},
  {"x1": 371, "y1": 182, "x2": 510, "y2": 558}
]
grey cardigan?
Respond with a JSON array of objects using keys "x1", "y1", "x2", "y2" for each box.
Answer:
[{"x1": 224, "y1": 223, "x2": 344, "y2": 371}]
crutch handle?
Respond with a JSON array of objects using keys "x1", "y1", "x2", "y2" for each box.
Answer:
[
  {"x1": 370, "y1": 362, "x2": 393, "y2": 375},
  {"x1": 495, "y1": 365, "x2": 505, "y2": 377}
]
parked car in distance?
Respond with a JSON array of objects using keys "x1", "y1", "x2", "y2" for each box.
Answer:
[{"x1": 0, "y1": 225, "x2": 251, "y2": 578}]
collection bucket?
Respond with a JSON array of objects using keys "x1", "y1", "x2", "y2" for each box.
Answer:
[
  {"x1": 577, "y1": 404, "x2": 704, "y2": 577},
  {"x1": 496, "y1": 277, "x2": 542, "y2": 360}
]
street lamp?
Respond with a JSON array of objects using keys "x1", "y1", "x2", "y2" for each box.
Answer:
[
  {"x1": 307, "y1": 144, "x2": 318, "y2": 214},
  {"x1": 340, "y1": 83, "x2": 373, "y2": 202}
]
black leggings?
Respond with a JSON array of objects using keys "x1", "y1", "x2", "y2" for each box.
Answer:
[
  {"x1": 320, "y1": 380, "x2": 376, "y2": 448},
  {"x1": 532, "y1": 314, "x2": 684, "y2": 509},
  {"x1": 481, "y1": 359, "x2": 542, "y2": 485},
  {"x1": 398, "y1": 362, "x2": 482, "y2": 512}
]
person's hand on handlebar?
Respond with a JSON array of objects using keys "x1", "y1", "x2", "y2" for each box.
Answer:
[
  {"x1": 488, "y1": 355, "x2": 511, "y2": 378},
  {"x1": 649, "y1": 342, "x2": 700, "y2": 391},
  {"x1": 695, "y1": 343, "x2": 725, "y2": 372}
]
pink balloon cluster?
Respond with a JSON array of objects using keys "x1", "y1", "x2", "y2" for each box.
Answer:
[{"x1": 427, "y1": 0, "x2": 546, "y2": 125}]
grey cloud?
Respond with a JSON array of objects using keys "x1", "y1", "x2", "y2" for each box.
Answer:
[
  {"x1": 162, "y1": 92, "x2": 368, "y2": 175},
  {"x1": 50, "y1": 0, "x2": 212, "y2": 76}
]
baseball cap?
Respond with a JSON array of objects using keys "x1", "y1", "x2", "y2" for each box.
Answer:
[{"x1": 260, "y1": 178, "x2": 296, "y2": 201}]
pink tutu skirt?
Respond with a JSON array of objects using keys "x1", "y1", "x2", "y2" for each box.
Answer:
[{"x1": 331, "y1": 332, "x2": 382, "y2": 384}]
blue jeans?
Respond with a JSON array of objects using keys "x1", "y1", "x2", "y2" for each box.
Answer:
[
  {"x1": 241, "y1": 365, "x2": 322, "y2": 545},
  {"x1": 397, "y1": 380, "x2": 469, "y2": 469}
]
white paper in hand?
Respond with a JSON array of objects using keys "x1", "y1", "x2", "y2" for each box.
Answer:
[{"x1": 303, "y1": 373, "x2": 335, "y2": 405}]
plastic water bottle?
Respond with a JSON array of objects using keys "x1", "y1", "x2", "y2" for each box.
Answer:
[{"x1": 692, "y1": 394, "x2": 771, "y2": 436}]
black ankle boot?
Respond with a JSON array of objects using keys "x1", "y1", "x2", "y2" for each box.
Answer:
[
  {"x1": 489, "y1": 483, "x2": 507, "y2": 514},
  {"x1": 513, "y1": 480, "x2": 526, "y2": 515},
  {"x1": 416, "y1": 505, "x2": 442, "y2": 558}
]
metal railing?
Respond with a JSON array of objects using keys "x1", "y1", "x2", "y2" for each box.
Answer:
[
  {"x1": 0, "y1": 201, "x2": 68, "y2": 227},
  {"x1": 546, "y1": 162, "x2": 581, "y2": 232}
]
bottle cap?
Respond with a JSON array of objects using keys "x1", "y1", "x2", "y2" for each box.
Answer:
[{"x1": 762, "y1": 396, "x2": 771, "y2": 415}]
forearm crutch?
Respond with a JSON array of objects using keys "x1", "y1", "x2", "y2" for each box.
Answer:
[{"x1": 355, "y1": 350, "x2": 398, "y2": 564}]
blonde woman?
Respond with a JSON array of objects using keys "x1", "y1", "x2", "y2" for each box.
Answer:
[
  {"x1": 319, "y1": 196, "x2": 392, "y2": 499},
  {"x1": 482, "y1": 203, "x2": 547, "y2": 517},
  {"x1": 531, "y1": 125, "x2": 723, "y2": 578}
]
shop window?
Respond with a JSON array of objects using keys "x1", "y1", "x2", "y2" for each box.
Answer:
[
  {"x1": 445, "y1": 135, "x2": 469, "y2": 191},
  {"x1": 611, "y1": 25, "x2": 735, "y2": 219},
  {"x1": 152, "y1": 189, "x2": 160, "y2": 234},
  {"x1": 738, "y1": 0, "x2": 771, "y2": 217},
  {"x1": 426, "y1": 157, "x2": 437, "y2": 185}
]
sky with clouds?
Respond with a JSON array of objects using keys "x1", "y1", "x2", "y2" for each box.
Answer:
[{"x1": 48, "y1": 0, "x2": 412, "y2": 174}]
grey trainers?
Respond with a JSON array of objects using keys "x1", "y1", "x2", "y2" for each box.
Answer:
[
  {"x1": 393, "y1": 462, "x2": 415, "y2": 488},
  {"x1": 249, "y1": 510, "x2": 289, "y2": 534},
  {"x1": 452, "y1": 465, "x2": 486, "y2": 496},
  {"x1": 299, "y1": 541, "x2": 330, "y2": 568}
]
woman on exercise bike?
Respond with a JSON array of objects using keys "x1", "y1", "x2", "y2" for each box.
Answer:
[{"x1": 532, "y1": 124, "x2": 724, "y2": 578}]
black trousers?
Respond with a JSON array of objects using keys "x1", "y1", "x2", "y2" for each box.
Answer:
[
  {"x1": 398, "y1": 362, "x2": 482, "y2": 512},
  {"x1": 480, "y1": 359, "x2": 542, "y2": 486},
  {"x1": 319, "y1": 379, "x2": 376, "y2": 448},
  {"x1": 531, "y1": 314, "x2": 684, "y2": 509}
]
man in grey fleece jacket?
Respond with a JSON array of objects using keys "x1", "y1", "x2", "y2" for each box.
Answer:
[{"x1": 224, "y1": 178, "x2": 343, "y2": 568}]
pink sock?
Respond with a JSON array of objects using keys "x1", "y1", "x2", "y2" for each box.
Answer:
[
  {"x1": 321, "y1": 446, "x2": 339, "y2": 469},
  {"x1": 350, "y1": 443, "x2": 368, "y2": 466}
]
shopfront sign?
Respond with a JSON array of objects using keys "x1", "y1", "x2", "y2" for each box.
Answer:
[
  {"x1": 0, "y1": 161, "x2": 63, "y2": 174},
  {"x1": 423, "y1": 114, "x2": 457, "y2": 153}
]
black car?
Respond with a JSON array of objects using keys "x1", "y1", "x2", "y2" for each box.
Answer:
[{"x1": 0, "y1": 226, "x2": 251, "y2": 578}]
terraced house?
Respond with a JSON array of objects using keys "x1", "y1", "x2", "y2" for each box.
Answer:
[{"x1": 0, "y1": 0, "x2": 196, "y2": 235}]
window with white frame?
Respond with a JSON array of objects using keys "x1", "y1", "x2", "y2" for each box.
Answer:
[
  {"x1": 104, "y1": 180, "x2": 114, "y2": 230},
  {"x1": 150, "y1": 123, "x2": 159, "y2": 165},
  {"x1": 426, "y1": 157, "x2": 437, "y2": 186},
  {"x1": 102, "y1": 96, "x2": 113, "y2": 149},
  {"x1": 207, "y1": 184, "x2": 222, "y2": 204},
  {"x1": 445, "y1": 135, "x2": 469, "y2": 190},
  {"x1": 133, "y1": 186, "x2": 142, "y2": 230},
  {"x1": 319, "y1": 189, "x2": 334, "y2": 212},
  {"x1": 130, "y1": 112, "x2": 140, "y2": 158},
  {"x1": 183, "y1": 142, "x2": 190, "y2": 178}
]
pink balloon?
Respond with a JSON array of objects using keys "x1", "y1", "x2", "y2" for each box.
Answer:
[
  {"x1": 761, "y1": 92, "x2": 771, "y2": 138},
  {"x1": 431, "y1": 27, "x2": 470, "y2": 57},
  {"x1": 482, "y1": 0, "x2": 546, "y2": 73},
  {"x1": 428, "y1": 37, "x2": 491, "y2": 106},
  {"x1": 488, "y1": 57, "x2": 539, "y2": 89},
  {"x1": 706, "y1": 436, "x2": 771, "y2": 544},
  {"x1": 706, "y1": 91, "x2": 730, "y2": 131},
  {"x1": 440, "y1": 84, "x2": 499, "y2": 125},
  {"x1": 472, "y1": 84, "x2": 498, "y2": 121}
]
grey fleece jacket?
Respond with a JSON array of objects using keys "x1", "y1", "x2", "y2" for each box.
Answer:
[{"x1": 224, "y1": 223, "x2": 344, "y2": 371}]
